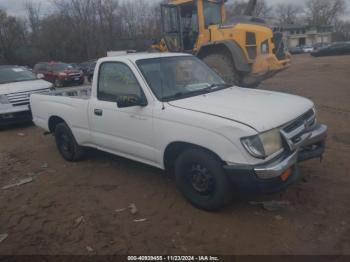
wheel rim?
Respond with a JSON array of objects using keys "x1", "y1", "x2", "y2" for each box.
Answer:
[
  {"x1": 58, "y1": 133, "x2": 73, "y2": 155},
  {"x1": 188, "y1": 163, "x2": 215, "y2": 195}
]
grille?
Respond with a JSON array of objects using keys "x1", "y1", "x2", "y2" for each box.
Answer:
[
  {"x1": 6, "y1": 88, "x2": 51, "y2": 107},
  {"x1": 272, "y1": 32, "x2": 286, "y2": 60},
  {"x1": 283, "y1": 109, "x2": 316, "y2": 135}
]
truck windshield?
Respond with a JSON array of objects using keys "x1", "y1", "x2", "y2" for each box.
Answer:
[
  {"x1": 0, "y1": 67, "x2": 37, "y2": 85},
  {"x1": 136, "y1": 56, "x2": 228, "y2": 102},
  {"x1": 203, "y1": 0, "x2": 222, "y2": 28}
]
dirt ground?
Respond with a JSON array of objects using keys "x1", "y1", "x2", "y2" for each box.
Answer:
[{"x1": 0, "y1": 54, "x2": 349, "y2": 255}]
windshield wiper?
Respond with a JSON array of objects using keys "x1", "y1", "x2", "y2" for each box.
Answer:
[
  {"x1": 207, "y1": 83, "x2": 231, "y2": 89},
  {"x1": 163, "y1": 83, "x2": 231, "y2": 101}
]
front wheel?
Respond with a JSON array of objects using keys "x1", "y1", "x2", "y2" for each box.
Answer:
[
  {"x1": 175, "y1": 149, "x2": 232, "y2": 211},
  {"x1": 55, "y1": 122, "x2": 85, "y2": 161}
]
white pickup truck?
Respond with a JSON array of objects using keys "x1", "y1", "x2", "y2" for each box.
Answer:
[{"x1": 30, "y1": 52, "x2": 327, "y2": 210}]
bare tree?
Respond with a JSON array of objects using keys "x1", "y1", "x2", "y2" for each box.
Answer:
[
  {"x1": 226, "y1": 0, "x2": 272, "y2": 19},
  {"x1": 333, "y1": 19, "x2": 350, "y2": 41},
  {"x1": 0, "y1": 10, "x2": 27, "y2": 64},
  {"x1": 305, "y1": 0, "x2": 346, "y2": 26},
  {"x1": 254, "y1": 0, "x2": 272, "y2": 19},
  {"x1": 275, "y1": 3, "x2": 304, "y2": 25},
  {"x1": 24, "y1": 1, "x2": 41, "y2": 35}
]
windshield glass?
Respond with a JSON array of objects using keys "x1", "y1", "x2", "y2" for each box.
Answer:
[
  {"x1": 0, "y1": 67, "x2": 37, "y2": 85},
  {"x1": 203, "y1": 0, "x2": 222, "y2": 28},
  {"x1": 136, "y1": 56, "x2": 227, "y2": 102},
  {"x1": 52, "y1": 63, "x2": 73, "y2": 71}
]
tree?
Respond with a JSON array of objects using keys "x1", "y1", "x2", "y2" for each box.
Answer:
[
  {"x1": 0, "y1": 10, "x2": 27, "y2": 64},
  {"x1": 305, "y1": 0, "x2": 346, "y2": 26},
  {"x1": 275, "y1": 3, "x2": 304, "y2": 25},
  {"x1": 226, "y1": 0, "x2": 272, "y2": 19},
  {"x1": 333, "y1": 19, "x2": 350, "y2": 41}
]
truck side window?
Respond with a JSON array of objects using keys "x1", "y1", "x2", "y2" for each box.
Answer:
[{"x1": 98, "y1": 62, "x2": 142, "y2": 102}]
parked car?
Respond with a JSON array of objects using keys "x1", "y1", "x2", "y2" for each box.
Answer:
[
  {"x1": 0, "y1": 65, "x2": 52, "y2": 126},
  {"x1": 30, "y1": 53, "x2": 327, "y2": 211},
  {"x1": 79, "y1": 60, "x2": 96, "y2": 76},
  {"x1": 289, "y1": 46, "x2": 304, "y2": 55},
  {"x1": 33, "y1": 62, "x2": 84, "y2": 87},
  {"x1": 313, "y1": 42, "x2": 330, "y2": 51},
  {"x1": 87, "y1": 62, "x2": 96, "y2": 83},
  {"x1": 302, "y1": 46, "x2": 314, "y2": 53},
  {"x1": 311, "y1": 42, "x2": 350, "y2": 57}
]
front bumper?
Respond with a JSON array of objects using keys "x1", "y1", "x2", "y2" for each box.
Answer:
[
  {"x1": 0, "y1": 110, "x2": 32, "y2": 126},
  {"x1": 224, "y1": 123, "x2": 327, "y2": 194}
]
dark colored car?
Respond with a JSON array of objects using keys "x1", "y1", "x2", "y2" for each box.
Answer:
[
  {"x1": 311, "y1": 42, "x2": 350, "y2": 57},
  {"x1": 87, "y1": 62, "x2": 96, "y2": 83},
  {"x1": 78, "y1": 60, "x2": 96, "y2": 76},
  {"x1": 33, "y1": 62, "x2": 84, "y2": 87},
  {"x1": 313, "y1": 42, "x2": 330, "y2": 51},
  {"x1": 289, "y1": 46, "x2": 304, "y2": 55}
]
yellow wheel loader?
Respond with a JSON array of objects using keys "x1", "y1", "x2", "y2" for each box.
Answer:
[{"x1": 152, "y1": 0, "x2": 291, "y2": 87}]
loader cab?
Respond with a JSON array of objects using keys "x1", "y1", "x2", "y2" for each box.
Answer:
[{"x1": 161, "y1": 0, "x2": 226, "y2": 52}]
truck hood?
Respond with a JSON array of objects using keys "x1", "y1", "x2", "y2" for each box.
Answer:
[
  {"x1": 168, "y1": 87, "x2": 314, "y2": 132},
  {"x1": 0, "y1": 79, "x2": 52, "y2": 95}
]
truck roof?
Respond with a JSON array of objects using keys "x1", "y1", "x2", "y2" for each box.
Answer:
[{"x1": 100, "y1": 52, "x2": 191, "y2": 63}]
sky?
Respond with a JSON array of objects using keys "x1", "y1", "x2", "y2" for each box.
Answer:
[{"x1": 0, "y1": 0, "x2": 349, "y2": 19}]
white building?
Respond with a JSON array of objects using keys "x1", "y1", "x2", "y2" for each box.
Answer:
[{"x1": 283, "y1": 25, "x2": 333, "y2": 48}]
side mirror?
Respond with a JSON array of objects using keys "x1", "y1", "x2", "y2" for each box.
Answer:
[
  {"x1": 37, "y1": 73, "x2": 45, "y2": 79},
  {"x1": 116, "y1": 95, "x2": 147, "y2": 108}
]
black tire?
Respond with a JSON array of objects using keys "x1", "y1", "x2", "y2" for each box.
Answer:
[
  {"x1": 175, "y1": 149, "x2": 232, "y2": 211},
  {"x1": 54, "y1": 122, "x2": 85, "y2": 161},
  {"x1": 202, "y1": 53, "x2": 240, "y2": 86},
  {"x1": 54, "y1": 78, "x2": 63, "y2": 88}
]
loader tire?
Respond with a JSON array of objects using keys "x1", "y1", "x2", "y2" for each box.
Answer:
[{"x1": 202, "y1": 53, "x2": 240, "y2": 86}]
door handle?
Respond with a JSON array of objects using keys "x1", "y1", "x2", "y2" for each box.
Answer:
[{"x1": 94, "y1": 109, "x2": 103, "y2": 116}]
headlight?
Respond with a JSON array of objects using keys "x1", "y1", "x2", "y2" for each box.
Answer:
[
  {"x1": 241, "y1": 128, "x2": 283, "y2": 159},
  {"x1": 0, "y1": 94, "x2": 10, "y2": 104},
  {"x1": 59, "y1": 72, "x2": 67, "y2": 77}
]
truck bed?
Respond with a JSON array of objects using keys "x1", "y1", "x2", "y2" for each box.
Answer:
[
  {"x1": 48, "y1": 86, "x2": 92, "y2": 99},
  {"x1": 30, "y1": 86, "x2": 92, "y2": 145}
]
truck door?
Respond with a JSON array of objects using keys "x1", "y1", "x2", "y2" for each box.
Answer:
[
  {"x1": 161, "y1": 4, "x2": 183, "y2": 52},
  {"x1": 89, "y1": 61, "x2": 156, "y2": 164}
]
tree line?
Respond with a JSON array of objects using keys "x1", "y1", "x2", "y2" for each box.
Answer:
[{"x1": 0, "y1": 0, "x2": 349, "y2": 66}]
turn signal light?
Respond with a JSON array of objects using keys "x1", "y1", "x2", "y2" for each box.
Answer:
[{"x1": 280, "y1": 168, "x2": 292, "y2": 182}]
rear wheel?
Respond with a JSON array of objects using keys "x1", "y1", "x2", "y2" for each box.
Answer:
[
  {"x1": 202, "y1": 53, "x2": 240, "y2": 86},
  {"x1": 54, "y1": 122, "x2": 85, "y2": 161},
  {"x1": 175, "y1": 149, "x2": 232, "y2": 211}
]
